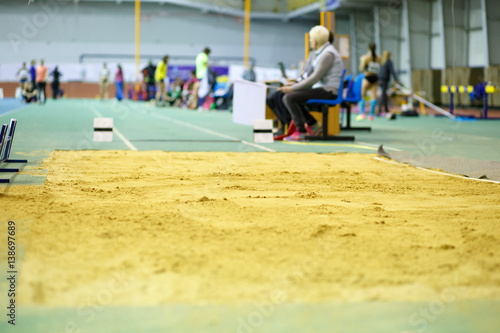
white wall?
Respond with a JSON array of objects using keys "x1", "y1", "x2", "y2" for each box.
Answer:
[
  {"x1": 350, "y1": 10, "x2": 375, "y2": 75},
  {"x1": 443, "y1": 0, "x2": 468, "y2": 67},
  {"x1": 430, "y1": 0, "x2": 445, "y2": 69},
  {"x1": 398, "y1": 0, "x2": 411, "y2": 87},
  {"x1": 379, "y1": 3, "x2": 402, "y2": 72},
  {"x1": 485, "y1": 0, "x2": 500, "y2": 65},
  {"x1": 468, "y1": 0, "x2": 485, "y2": 67},
  {"x1": 409, "y1": 0, "x2": 433, "y2": 70},
  {"x1": 0, "y1": 0, "x2": 316, "y2": 70},
  {"x1": 335, "y1": 15, "x2": 350, "y2": 35}
]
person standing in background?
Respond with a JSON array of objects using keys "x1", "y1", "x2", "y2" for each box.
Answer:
[
  {"x1": 155, "y1": 55, "x2": 169, "y2": 107},
  {"x1": 99, "y1": 63, "x2": 110, "y2": 100},
  {"x1": 356, "y1": 43, "x2": 381, "y2": 121},
  {"x1": 142, "y1": 60, "x2": 156, "y2": 100},
  {"x1": 115, "y1": 64, "x2": 124, "y2": 101},
  {"x1": 17, "y1": 62, "x2": 29, "y2": 91},
  {"x1": 51, "y1": 66, "x2": 62, "y2": 100},
  {"x1": 35, "y1": 59, "x2": 48, "y2": 104},
  {"x1": 378, "y1": 51, "x2": 399, "y2": 120},
  {"x1": 195, "y1": 47, "x2": 211, "y2": 80},
  {"x1": 242, "y1": 63, "x2": 256, "y2": 82},
  {"x1": 29, "y1": 60, "x2": 37, "y2": 84}
]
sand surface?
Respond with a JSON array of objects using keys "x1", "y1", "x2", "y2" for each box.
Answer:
[{"x1": 1, "y1": 150, "x2": 500, "y2": 306}]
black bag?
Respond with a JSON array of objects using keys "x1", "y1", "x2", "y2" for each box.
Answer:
[{"x1": 401, "y1": 110, "x2": 419, "y2": 117}]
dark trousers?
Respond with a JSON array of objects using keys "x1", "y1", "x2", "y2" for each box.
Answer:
[
  {"x1": 52, "y1": 81, "x2": 60, "y2": 99},
  {"x1": 282, "y1": 88, "x2": 337, "y2": 133},
  {"x1": 146, "y1": 82, "x2": 155, "y2": 100},
  {"x1": 379, "y1": 80, "x2": 389, "y2": 113},
  {"x1": 266, "y1": 91, "x2": 291, "y2": 128},
  {"x1": 37, "y1": 82, "x2": 46, "y2": 103}
]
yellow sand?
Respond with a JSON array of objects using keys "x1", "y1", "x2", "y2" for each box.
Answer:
[{"x1": 1, "y1": 150, "x2": 500, "y2": 306}]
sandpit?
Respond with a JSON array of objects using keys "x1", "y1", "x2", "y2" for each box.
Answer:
[{"x1": 1, "y1": 150, "x2": 499, "y2": 306}]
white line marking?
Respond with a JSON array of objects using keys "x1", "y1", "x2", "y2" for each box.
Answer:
[
  {"x1": 356, "y1": 141, "x2": 402, "y2": 152},
  {"x1": 373, "y1": 157, "x2": 402, "y2": 165},
  {"x1": 90, "y1": 106, "x2": 138, "y2": 151},
  {"x1": 374, "y1": 157, "x2": 500, "y2": 184},
  {"x1": 0, "y1": 105, "x2": 28, "y2": 118},
  {"x1": 148, "y1": 112, "x2": 276, "y2": 152}
]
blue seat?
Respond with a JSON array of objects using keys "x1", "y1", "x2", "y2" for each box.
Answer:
[
  {"x1": 305, "y1": 69, "x2": 354, "y2": 141},
  {"x1": 343, "y1": 74, "x2": 353, "y2": 101},
  {"x1": 344, "y1": 73, "x2": 364, "y2": 103},
  {"x1": 345, "y1": 74, "x2": 353, "y2": 84},
  {"x1": 306, "y1": 69, "x2": 346, "y2": 107},
  {"x1": 341, "y1": 73, "x2": 371, "y2": 132}
]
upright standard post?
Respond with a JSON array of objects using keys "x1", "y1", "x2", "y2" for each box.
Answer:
[
  {"x1": 305, "y1": 33, "x2": 310, "y2": 61},
  {"x1": 448, "y1": 87, "x2": 454, "y2": 115},
  {"x1": 244, "y1": 0, "x2": 251, "y2": 70},
  {"x1": 483, "y1": 88, "x2": 488, "y2": 119},
  {"x1": 135, "y1": 0, "x2": 141, "y2": 91}
]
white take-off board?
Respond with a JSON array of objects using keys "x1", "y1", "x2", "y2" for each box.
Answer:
[
  {"x1": 93, "y1": 117, "x2": 113, "y2": 142},
  {"x1": 253, "y1": 119, "x2": 274, "y2": 144}
]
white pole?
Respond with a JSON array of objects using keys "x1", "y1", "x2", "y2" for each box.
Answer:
[{"x1": 395, "y1": 83, "x2": 456, "y2": 119}]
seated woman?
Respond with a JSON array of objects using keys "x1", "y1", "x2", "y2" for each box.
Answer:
[
  {"x1": 268, "y1": 32, "x2": 334, "y2": 139},
  {"x1": 278, "y1": 26, "x2": 344, "y2": 141},
  {"x1": 22, "y1": 81, "x2": 38, "y2": 103},
  {"x1": 182, "y1": 70, "x2": 200, "y2": 109},
  {"x1": 169, "y1": 77, "x2": 184, "y2": 107},
  {"x1": 356, "y1": 42, "x2": 381, "y2": 121}
]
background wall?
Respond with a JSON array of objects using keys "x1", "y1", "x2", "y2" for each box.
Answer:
[
  {"x1": 430, "y1": 0, "x2": 445, "y2": 69},
  {"x1": 485, "y1": 0, "x2": 500, "y2": 65},
  {"x1": 351, "y1": 10, "x2": 376, "y2": 75},
  {"x1": 0, "y1": 0, "x2": 318, "y2": 71}
]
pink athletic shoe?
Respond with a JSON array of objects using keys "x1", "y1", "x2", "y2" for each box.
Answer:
[
  {"x1": 283, "y1": 131, "x2": 306, "y2": 142},
  {"x1": 306, "y1": 123, "x2": 323, "y2": 136}
]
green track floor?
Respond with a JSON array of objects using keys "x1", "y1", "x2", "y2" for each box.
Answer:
[
  {"x1": 1, "y1": 99, "x2": 499, "y2": 332},
  {"x1": 2, "y1": 99, "x2": 499, "y2": 159},
  {"x1": 4, "y1": 301, "x2": 499, "y2": 333}
]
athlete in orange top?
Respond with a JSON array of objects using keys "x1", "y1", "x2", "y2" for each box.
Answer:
[{"x1": 35, "y1": 59, "x2": 48, "y2": 104}]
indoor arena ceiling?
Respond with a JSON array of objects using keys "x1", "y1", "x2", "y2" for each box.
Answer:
[{"x1": 29, "y1": 0, "x2": 399, "y2": 20}]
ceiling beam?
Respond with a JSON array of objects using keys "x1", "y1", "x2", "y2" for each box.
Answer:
[
  {"x1": 287, "y1": 2, "x2": 320, "y2": 20},
  {"x1": 56, "y1": 0, "x2": 385, "y2": 20}
]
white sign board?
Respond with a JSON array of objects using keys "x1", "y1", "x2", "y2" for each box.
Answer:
[{"x1": 233, "y1": 80, "x2": 268, "y2": 126}]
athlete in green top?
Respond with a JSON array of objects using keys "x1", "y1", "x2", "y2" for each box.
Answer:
[{"x1": 195, "y1": 47, "x2": 211, "y2": 79}]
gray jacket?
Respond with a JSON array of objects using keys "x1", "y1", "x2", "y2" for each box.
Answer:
[{"x1": 292, "y1": 43, "x2": 344, "y2": 95}]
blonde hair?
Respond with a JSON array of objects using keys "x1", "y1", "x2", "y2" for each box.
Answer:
[
  {"x1": 382, "y1": 51, "x2": 391, "y2": 64},
  {"x1": 309, "y1": 26, "x2": 330, "y2": 46}
]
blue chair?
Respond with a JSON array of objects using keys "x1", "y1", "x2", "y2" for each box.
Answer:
[
  {"x1": 344, "y1": 74, "x2": 353, "y2": 90},
  {"x1": 345, "y1": 73, "x2": 364, "y2": 102},
  {"x1": 305, "y1": 69, "x2": 355, "y2": 141},
  {"x1": 341, "y1": 73, "x2": 371, "y2": 131}
]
